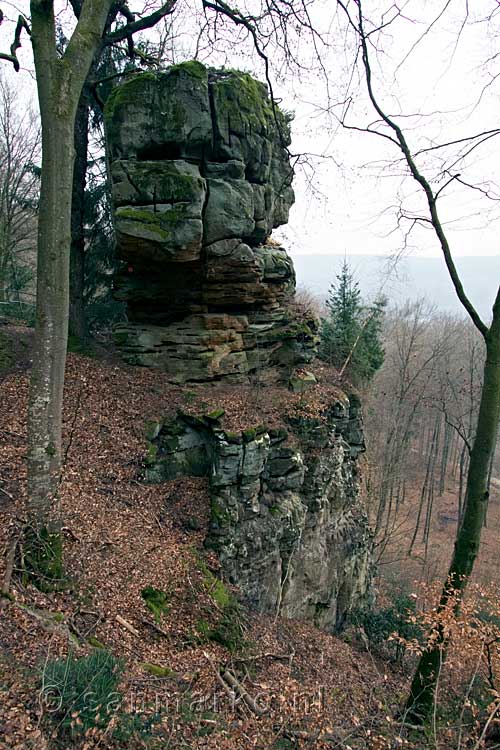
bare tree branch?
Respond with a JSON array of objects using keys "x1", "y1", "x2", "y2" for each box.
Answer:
[
  {"x1": 0, "y1": 13, "x2": 31, "y2": 72},
  {"x1": 103, "y1": 0, "x2": 177, "y2": 46},
  {"x1": 338, "y1": 0, "x2": 490, "y2": 339}
]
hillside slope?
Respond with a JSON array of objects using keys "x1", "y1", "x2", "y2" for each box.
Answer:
[{"x1": 0, "y1": 339, "x2": 403, "y2": 750}]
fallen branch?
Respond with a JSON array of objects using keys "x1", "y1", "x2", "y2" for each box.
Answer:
[
  {"x1": 141, "y1": 617, "x2": 169, "y2": 637},
  {"x1": 0, "y1": 486, "x2": 14, "y2": 500},
  {"x1": 222, "y1": 668, "x2": 268, "y2": 716},
  {"x1": 13, "y1": 603, "x2": 79, "y2": 645},
  {"x1": 116, "y1": 614, "x2": 139, "y2": 637},
  {"x1": 203, "y1": 651, "x2": 241, "y2": 708},
  {"x1": 62, "y1": 526, "x2": 80, "y2": 542}
]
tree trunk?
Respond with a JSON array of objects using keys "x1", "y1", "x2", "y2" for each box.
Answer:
[
  {"x1": 69, "y1": 89, "x2": 90, "y2": 341},
  {"x1": 405, "y1": 315, "x2": 500, "y2": 721},
  {"x1": 336, "y1": 0, "x2": 500, "y2": 727},
  {"x1": 25, "y1": 0, "x2": 113, "y2": 586},
  {"x1": 25, "y1": 111, "x2": 74, "y2": 583}
]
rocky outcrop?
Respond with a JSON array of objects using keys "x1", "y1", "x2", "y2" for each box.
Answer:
[
  {"x1": 106, "y1": 62, "x2": 373, "y2": 632},
  {"x1": 104, "y1": 62, "x2": 317, "y2": 383},
  {"x1": 144, "y1": 393, "x2": 372, "y2": 631}
]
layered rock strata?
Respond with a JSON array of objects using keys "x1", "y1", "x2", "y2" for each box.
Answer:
[
  {"x1": 144, "y1": 394, "x2": 372, "y2": 631},
  {"x1": 105, "y1": 62, "x2": 317, "y2": 383}
]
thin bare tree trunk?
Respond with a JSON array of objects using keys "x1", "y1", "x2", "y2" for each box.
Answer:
[
  {"x1": 69, "y1": 88, "x2": 90, "y2": 341},
  {"x1": 337, "y1": 0, "x2": 500, "y2": 723},
  {"x1": 406, "y1": 309, "x2": 500, "y2": 720},
  {"x1": 458, "y1": 443, "x2": 468, "y2": 524},
  {"x1": 25, "y1": 0, "x2": 113, "y2": 584}
]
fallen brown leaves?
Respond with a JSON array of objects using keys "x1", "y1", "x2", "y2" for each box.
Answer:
[{"x1": 1, "y1": 348, "x2": 402, "y2": 749}]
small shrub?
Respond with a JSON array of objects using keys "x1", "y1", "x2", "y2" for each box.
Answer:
[
  {"x1": 41, "y1": 649, "x2": 123, "y2": 736},
  {"x1": 0, "y1": 300, "x2": 35, "y2": 326},
  {"x1": 23, "y1": 525, "x2": 64, "y2": 592},
  {"x1": 195, "y1": 558, "x2": 247, "y2": 652},
  {"x1": 209, "y1": 598, "x2": 246, "y2": 652},
  {"x1": 67, "y1": 334, "x2": 96, "y2": 357},
  {"x1": 0, "y1": 331, "x2": 14, "y2": 371},
  {"x1": 352, "y1": 594, "x2": 423, "y2": 663}
]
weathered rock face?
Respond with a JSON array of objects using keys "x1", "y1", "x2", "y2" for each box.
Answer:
[
  {"x1": 145, "y1": 393, "x2": 372, "y2": 631},
  {"x1": 105, "y1": 62, "x2": 317, "y2": 383},
  {"x1": 107, "y1": 63, "x2": 373, "y2": 630}
]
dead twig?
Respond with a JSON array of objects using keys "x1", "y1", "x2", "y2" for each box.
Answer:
[
  {"x1": 221, "y1": 668, "x2": 268, "y2": 716},
  {"x1": 116, "y1": 614, "x2": 140, "y2": 637},
  {"x1": 203, "y1": 651, "x2": 242, "y2": 709},
  {"x1": 61, "y1": 526, "x2": 80, "y2": 542},
  {"x1": 141, "y1": 617, "x2": 169, "y2": 638},
  {"x1": 0, "y1": 485, "x2": 14, "y2": 500}
]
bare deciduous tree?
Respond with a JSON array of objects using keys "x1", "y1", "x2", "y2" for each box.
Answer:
[
  {"x1": 336, "y1": 0, "x2": 500, "y2": 722},
  {"x1": 0, "y1": 75, "x2": 39, "y2": 312},
  {"x1": 0, "y1": 0, "x2": 316, "y2": 584}
]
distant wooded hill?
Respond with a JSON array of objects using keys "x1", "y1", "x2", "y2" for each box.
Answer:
[{"x1": 292, "y1": 254, "x2": 500, "y2": 320}]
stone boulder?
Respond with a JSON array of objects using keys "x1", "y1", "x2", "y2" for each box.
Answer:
[{"x1": 104, "y1": 62, "x2": 316, "y2": 383}]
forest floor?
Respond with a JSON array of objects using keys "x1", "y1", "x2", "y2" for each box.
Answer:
[{"x1": 0, "y1": 325, "x2": 498, "y2": 749}]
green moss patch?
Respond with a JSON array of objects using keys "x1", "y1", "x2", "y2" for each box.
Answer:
[
  {"x1": 141, "y1": 586, "x2": 170, "y2": 623},
  {"x1": 169, "y1": 60, "x2": 207, "y2": 80},
  {"x1": 140, "y1": 662, "x2": 175, "y2": 678},
  {"x1": 23, "y1": 525, "x2": 64, "y2": 592},
  {"x1": 104, "y1": 71, "x2": 158, "y2": 123}
]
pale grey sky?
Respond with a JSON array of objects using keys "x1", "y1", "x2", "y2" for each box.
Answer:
[{"x1": 2, "y1": 0, "x2": 500, "y2": 264}]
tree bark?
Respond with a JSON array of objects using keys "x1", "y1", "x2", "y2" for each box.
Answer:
[
  {"x1": 69, "y1": 88, "x2": 90, "y2": 341},
  {"x1": 25, "y1": 0, "x2": 113, "y2": 584}
]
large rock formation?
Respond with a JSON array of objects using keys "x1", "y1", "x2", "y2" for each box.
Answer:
[
  {"x1": 105, "y1": 62, "x2": 317, "y2": 383},
  {"x1": 106, "y1": 63, "x2": 373, "y2": 632},
  {"x1": 144, "y1": 392, "x2": 372, "y2": 631}
]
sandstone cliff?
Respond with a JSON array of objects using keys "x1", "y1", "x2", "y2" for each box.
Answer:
[
  {"x1": 104, "y1": 64, "x2": 373, "y2": 630},
  {"x1": 104, "y1": 62, "x2": 317, "y2": 384},
  {"x1": 144, "y1": 386, "x2": 372, "y2": 631}
]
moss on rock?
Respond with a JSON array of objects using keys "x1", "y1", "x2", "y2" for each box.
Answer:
[
  {"x1": 104, "y1": 72, "x2": 158, "y2": 123},
  {"x1": 169, "y1": 60, "x2": 207, "y2": 80}
]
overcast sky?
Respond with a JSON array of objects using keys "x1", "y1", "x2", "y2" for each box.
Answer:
[{"x1": 2, "y1": 0, "x2": 500, "y2": 267}]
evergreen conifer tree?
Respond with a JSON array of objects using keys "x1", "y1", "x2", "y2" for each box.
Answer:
[{"x1": 319, "y1": 260, "x2": 386, "y2": 383}]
